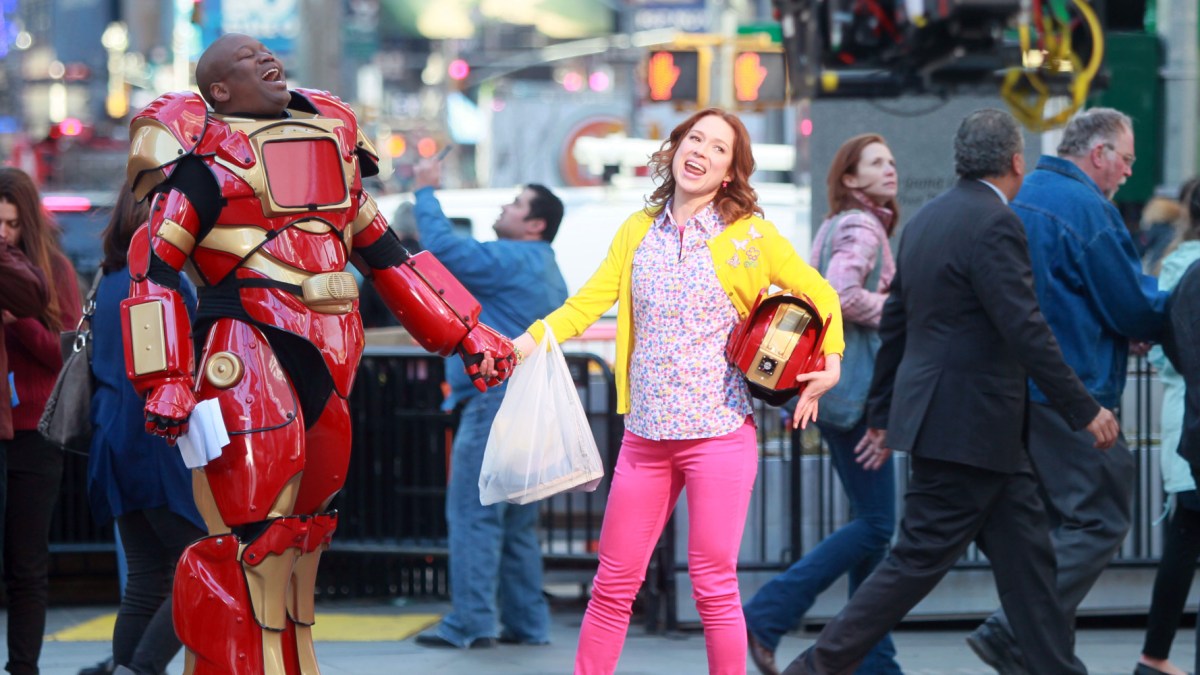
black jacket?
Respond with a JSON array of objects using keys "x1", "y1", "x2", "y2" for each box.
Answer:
[{"x1": 867, "y1": 179, "x2": 1099, "y2": 473}]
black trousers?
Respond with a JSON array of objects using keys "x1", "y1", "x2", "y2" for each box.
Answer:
[
  {"x1": 1141, "y1": 490, "x2": 1200, "y2": 670},
  {"x1": 113, "y1": 507, "x2": 206, "y2": 675},
  {"x1": 1, "y1": 430, "x2": 64, "y2": 675},
  {"x1": 785, "y1": 455, "x2": 1085, "y2": 675}
]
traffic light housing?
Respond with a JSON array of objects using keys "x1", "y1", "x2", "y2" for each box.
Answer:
[
  {"x1": 646, "y1": 49, "x2": 705, "y2": 105},
  {"x1": 734, "y1": 50, "x2": 788, "y2": 105}
]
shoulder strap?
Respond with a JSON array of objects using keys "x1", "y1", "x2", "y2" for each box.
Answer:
[
  {"x1": 818, "y1": 210, "x2": 885, "y2": 289},
  {"x1": 69, "y1": 269, "x2": 104, "y2": 346}
]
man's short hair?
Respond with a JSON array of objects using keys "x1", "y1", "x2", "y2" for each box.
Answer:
[
  {"x1": 954, "y1": 109, "x2": 1024, "y2": 181},
  {"x1": 526, "y1": 184, "x2": 564, "y2": 243},
  {"x1": 1056, "y1": 107, "x2": 1133, "y2": 158}
]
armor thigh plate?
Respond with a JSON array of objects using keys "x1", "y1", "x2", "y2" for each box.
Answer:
[{"x1": 196, "y1": 319, "x2": 304, "y2": 526}]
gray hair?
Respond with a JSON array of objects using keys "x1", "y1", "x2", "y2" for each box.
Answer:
[
  {"x1": 1056, "y1": 107, "x2": 1132, "y2": 158},
  {"x1": 954, "y1": 109, "x2": 1024, "y2": 180}
]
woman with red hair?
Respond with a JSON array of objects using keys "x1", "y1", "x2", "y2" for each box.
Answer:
[{"x1": 513, "y1": 109, "x2": 845, "y2": 674}]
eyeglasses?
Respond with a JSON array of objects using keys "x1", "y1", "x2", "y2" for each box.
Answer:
[{"x1": 1102, "y1": 143, "x2": 1136, "y2": 167}]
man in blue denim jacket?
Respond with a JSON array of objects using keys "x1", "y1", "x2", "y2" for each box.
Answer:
[
  {"x1": 410, "y1": 158, "x2": 569, "y2": 649},
  {"x1": 968, "y1": 108, "x2": 1169, "y2": 674}
]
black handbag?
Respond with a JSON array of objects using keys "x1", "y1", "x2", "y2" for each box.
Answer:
[{"x1": 38, "y1": 270, "x2": 102, "y2": 454}]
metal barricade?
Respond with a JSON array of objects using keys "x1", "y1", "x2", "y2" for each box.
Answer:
[
  {"x1": 46, "y1": 351, "x2": 1169, "y2": 619},
  {"x1": 313, "y1": 347, "x2": 622, "y2": 599}
]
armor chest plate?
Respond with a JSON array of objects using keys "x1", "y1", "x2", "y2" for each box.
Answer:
[{"x1": 211, "y1": 115, "x2": 355, "y2": 218}]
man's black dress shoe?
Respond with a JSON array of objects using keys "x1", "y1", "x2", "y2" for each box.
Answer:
[
  {"x1": 965, "y1": 623, "x2": 1029, "y2": 675},
  {"x1": 747, "y1": 628, "x2": 780, "y2": 675},
  {"x1": 414, "y1": 633, "x2": 496, "y2": 649}
]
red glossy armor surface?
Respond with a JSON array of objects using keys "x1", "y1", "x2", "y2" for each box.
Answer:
[
  {"x1": 726, "y1": 290, "x2": 829, "y2": 405},
  {"x1": 132, "y1": 92, "x2": 208, "y2": 152},
  {"x1": 262, "y1": 139, "x2": 348, "y2": 208},
  {"x1": 370, "y1": 252, "x2": 480, "y2": 356},
  {"x1": 194, "y1": 320, "x2": 304, "y2": 526},
  {"x1": 174, "y1": 535, "x2": 263, "y2": 674},
  {"x1": 120, "y1": 288, "x2": 195, "y2": 395}
]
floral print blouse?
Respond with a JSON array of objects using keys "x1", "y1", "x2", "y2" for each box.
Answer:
[{"x1": 626, "y1": 202, "x2": 752, "y2": 440}]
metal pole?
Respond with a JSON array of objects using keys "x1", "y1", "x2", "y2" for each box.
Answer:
[
  {"x1": 713, "y1": 0, "x2": 743, "y2": 109},
  {"x1": 1158, "y1": 0, "x2": 1198, "y2": 190}
]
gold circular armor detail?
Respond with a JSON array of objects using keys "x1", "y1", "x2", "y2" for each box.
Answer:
[{"x1": 205, "y1": 352, "x2": 244, "y2": 389}]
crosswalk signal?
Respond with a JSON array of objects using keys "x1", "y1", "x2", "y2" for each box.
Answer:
[
  {"x1": 734, "y1": 50, "x2": 788, "y2": 105},
  {"x1": 646, "y1": 49, "x2": 707, "y2": 106}
]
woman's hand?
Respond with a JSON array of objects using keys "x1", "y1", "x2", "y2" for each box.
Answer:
[
  {"x1": 791, "y1": 353, "x2": 841, "y2": 430},
  {"x1": 512, "y1": 332, "x2": 537, "y2": 368}
]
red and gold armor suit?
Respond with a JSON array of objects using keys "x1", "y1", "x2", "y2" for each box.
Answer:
[{"x1": 121, "y1": 90, "x2": 513, "y2": 675}]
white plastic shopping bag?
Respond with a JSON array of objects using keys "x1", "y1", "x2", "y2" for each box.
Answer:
[{"x1": 479, "y1": 322, "x2": 605, "y2": 505}]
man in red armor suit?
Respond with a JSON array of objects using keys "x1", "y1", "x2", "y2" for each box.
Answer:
[{"x1": 119, "y1": 33, "x2": 514, "y2": 675}]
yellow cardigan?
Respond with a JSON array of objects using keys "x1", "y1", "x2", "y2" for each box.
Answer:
[{"x1": 526, "y1": 210, "x2": 845, "y2": 414}]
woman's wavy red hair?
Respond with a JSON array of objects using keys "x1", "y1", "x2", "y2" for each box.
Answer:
[{"x1": 645, "y1": 108, "x2": 763, "y2": 225}]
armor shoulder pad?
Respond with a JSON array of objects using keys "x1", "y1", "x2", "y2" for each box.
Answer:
[
  {"x1": 294, "y1": 88, "x2": 357, "y2": 129},
  {"x1": 128, "y1": 93, "x2": 209, "y2": 201}
]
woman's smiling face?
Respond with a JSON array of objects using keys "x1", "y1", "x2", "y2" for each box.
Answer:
[{"x1": 671, "y1": 114, "x2": 736, "y2": 203}]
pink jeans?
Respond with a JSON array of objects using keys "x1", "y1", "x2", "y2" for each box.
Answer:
[{"x1": 575, "y1": 419, "x2": 758, "y2": 674}]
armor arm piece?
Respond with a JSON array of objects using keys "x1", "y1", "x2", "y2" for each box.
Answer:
[
  {"x1": 122, "y1": 223, "x2": 197, "y2": 442},
  {"x1": 144, "y1": 188, "x2": 203, "y2": 271},
  {"x1": 369, "y1": 252, "x2": 515, "y2": 391}
]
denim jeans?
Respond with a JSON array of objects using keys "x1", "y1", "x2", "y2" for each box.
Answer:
[
  {"x1": 743, "y1": 418, "x2": 901, "y2": 674},
  {"x1": 437, "y1": 387, "x2": 550, "y2": 646}
]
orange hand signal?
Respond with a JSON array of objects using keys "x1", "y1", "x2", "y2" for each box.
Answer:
[
  {"x1": 648, "y1": 52, "x2": 681, "y2": 101},
  {"x1": 734, "y1": 52, "x2": 769, "y2": 102}
]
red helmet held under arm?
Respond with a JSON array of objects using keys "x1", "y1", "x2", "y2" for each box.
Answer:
[{"x1": 726, "y1": 289, "x2": 829, "y2": 406}]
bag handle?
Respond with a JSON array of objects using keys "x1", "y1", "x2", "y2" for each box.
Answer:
[{"x1": 70, "y1": 269, "x2": 104, "y2": 354}]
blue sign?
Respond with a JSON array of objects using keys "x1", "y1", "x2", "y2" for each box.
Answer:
[
  {"x1": 631, "y1": 0, "x2": 709, "y2": 33},
  {"x1": 202, "y1": 0, "x2": 300, "y2": 55}
]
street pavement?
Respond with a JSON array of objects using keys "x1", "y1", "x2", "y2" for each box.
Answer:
[{"x1": 21, "y1": 596, "x2": 1191, "y2": 675}]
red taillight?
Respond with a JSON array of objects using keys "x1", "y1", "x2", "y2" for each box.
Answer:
[{"x1": 43, "y1": 196, "x2": 92, "y2": 212}]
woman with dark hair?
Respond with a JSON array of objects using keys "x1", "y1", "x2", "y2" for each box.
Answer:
[
  {"x1": 740, "y1": 133, "x2": 902, "y2": 674},
  {"x1": 512, "y1": 108, "x2": 845, "y2": 674},
  {"x1": 0, "y1": 166, "x2": 82, "y2": 675},
  {"x1": 85, "y1": 183, "x2": 206, "y2": 675},
  {"x1": 1136, "y1": 177, "x2": 1200, "y2": 675}
]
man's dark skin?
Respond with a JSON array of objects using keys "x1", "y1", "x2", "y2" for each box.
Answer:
[{"x1": 195, "y1": 33, "x2": 291, "y2": 116}]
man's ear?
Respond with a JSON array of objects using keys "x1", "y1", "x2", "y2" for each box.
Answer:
[
  {"x1": 527, "y1": 217, "x2": 547, "y2": 238},
  {"x1": 1011, "y1": 152, "x2": 1025, "y2": 179},
  {"x1": 209, "y1": 82, "x2": 230, "y2": 104}
]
